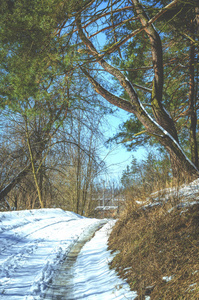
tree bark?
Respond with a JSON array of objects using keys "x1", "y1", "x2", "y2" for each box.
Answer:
[
  {"x1": 76, "y1": 7, "x2": 199, "y2": 179},
  {"x1": 0, "y1": 163, "x2": 32, "y2": 202},
  {"x1": 189, "y1": 20, "x2": 198, "y2": 168},
  {"x1": 25, "y1": 118, "x2": 44, "y2": 209},
  {"x1": 131, "y1": 0, "x2": 180, "y2": 178}
]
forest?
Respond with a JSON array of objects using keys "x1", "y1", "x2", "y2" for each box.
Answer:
[{"x1": 0, "y1": 0, "x2": 199, "y2": 213}]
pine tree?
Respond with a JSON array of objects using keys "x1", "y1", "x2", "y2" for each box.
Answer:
[{"x1": 1, "y1": 0, "x2": 199, "y2": 180}]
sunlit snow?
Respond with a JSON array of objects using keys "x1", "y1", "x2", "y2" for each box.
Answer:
[{"x1": 0, "y1": 208, "x2": 137, "y2": 299}]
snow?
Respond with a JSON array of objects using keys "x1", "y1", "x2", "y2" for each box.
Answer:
[
  {"x1": 95, "y1": 206, "x2": 118, "y2": 211},
  {"x1": 0, "y1": 208, "x2": 137, "y2": 299},
  {"x1": 71, "y1": 221, "x2": 137, "y2": 299},
  {"x1": 162, "y1": 276, "x2": 174, "y2": 283},
  {"x1": 138, "y1": 101, "x2": 198, "y2": 172},
  {"x1": 150, "y1": 178, "x2": 199, "y2": 205}
]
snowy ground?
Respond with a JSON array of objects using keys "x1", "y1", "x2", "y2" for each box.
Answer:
[
  {"x1": 147, "y1": 178, "x2": 199, "y2": 207},
  {"x1": 0, "y1": 208, "x2": 137, "y2": 299}
]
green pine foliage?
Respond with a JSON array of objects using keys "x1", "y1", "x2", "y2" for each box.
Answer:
[
  {"x1": 108, "y1": 0, "x2": 199, "y2": 161},
  {"x1": 0, "y1": 0, "x2": 79, "y2": 109}
]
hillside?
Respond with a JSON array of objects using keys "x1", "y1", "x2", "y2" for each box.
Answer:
[{"x1": 108, "y1": 179, "x2": 199, "y2": 299}]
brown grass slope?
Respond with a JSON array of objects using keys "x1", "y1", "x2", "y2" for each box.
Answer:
[{"x1": 108, "y1": 199, "x2": 199, "y2": 299}]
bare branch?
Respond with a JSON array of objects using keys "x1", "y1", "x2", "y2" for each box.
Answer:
[
  {"x1": 81, "y1": 67, "x2": 136, "y2": 113},
  {"x1": 80, "y1": 5, "x2": 135, "y2": 30},
  {"x1": 89, "y1": 16, "x2": 138, "y2": 39},
  {"x1": 132, "y1": 83, "x2": 152, "y2": 93}
]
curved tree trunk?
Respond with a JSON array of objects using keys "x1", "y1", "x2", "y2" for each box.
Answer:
[
  {"x1": 132, "y1": 0, "x2": 179, "y2": 143},
  {"x1": 76, "y1": 6, "x2": 199, "y2": 179}
]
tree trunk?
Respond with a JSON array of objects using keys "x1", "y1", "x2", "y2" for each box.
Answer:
[
  {"x1": 189, "y1": 20, "x2": 198, "y2": 168},
  {"x1": 76, "y1": 9, "x2": 199, "y2": 179},
  {"x1": 0, "y1": 163, "x2": 32, "y2": 202},
  {"x1": 76, "y1": 115, "x2": 82, "y2": 214},
  {"x1": 132, "y1": 0, "x2": 179, "y2": 143},
  {"x1": 25, "y1": 118, "x2": 44, "y2": 209}
]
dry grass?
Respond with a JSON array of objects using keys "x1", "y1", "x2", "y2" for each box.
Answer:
[{"x1": 108, "y1": 199, "x2": 199, "y2": 299}]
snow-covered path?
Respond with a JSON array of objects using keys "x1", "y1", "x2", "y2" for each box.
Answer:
[{"x1": 0, "y1": 209, "x2": 137, "y2": 299}]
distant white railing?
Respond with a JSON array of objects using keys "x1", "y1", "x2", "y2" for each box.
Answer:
[{"x1": 93, "y1": 196, "x2": 125, "y2": 210}]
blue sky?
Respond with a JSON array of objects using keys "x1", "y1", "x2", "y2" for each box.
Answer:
[
  {"x1": 86, "y1": 7, "x2": 148, "y2": 181},
  {"x1": 101, "y1": 108, "x2": 147, "y2": 181}
]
